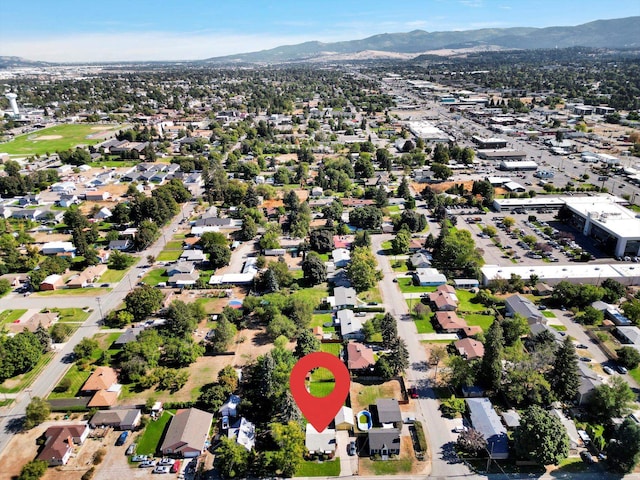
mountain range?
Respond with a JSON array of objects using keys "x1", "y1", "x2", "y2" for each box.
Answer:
[{"x1": 203, "y1": 16, "x2": 640, "y2": 64}]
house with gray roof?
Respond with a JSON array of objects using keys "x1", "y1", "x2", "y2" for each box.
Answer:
[
  {"x1": 90, "y1": 409, "x2": 142, "y2": 430},
  {"x1": 160, "y1": 408, "x2": 213, "y2": 458},
  {"x1": 576, "y1": 362, "x2": 602, "y2": 406},
  {"x1": 376, "y1": 398, "x2": 402, "y2": 426},
  {"x1": 368, "y1": 428, "x2": 400, "y2": 458},
  {"x1": 331, "y1": 286, "x2": 357, "y2": 309},
  {"x1": 466, "y1": 398, "x2": 509, "y2": 459},
  {"x1": 337, "y1": 309, "x2": 363, "y2": 340},
  {"x1": 305, "y1": 424, "x2": 336, "y2": 455},
  {"x1": 504, "y1": 294, "x2": 545, "y2": 325}
]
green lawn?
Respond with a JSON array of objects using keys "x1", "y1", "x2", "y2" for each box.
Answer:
[
  {"x1": 630, "y1": 367, "x2": 640, "y2": 384},
  {"x1": 397, "y1": 277, "x2": 437, "y2": 293},
  {"x1": 296, "y1": 459, "x2": 340, "y2": 476},
  {"x1": 157, "y1": 249, "x2": 182, "y2": 262},
  {"x1": 380, "y1": 240, "x2": 393, "y2": 254},
  {"x1": 99, "y1": 268, "x2": 129, "y2": 284},
  {"x1": 391, "y1": 260, "x2": 409, "y2": 272},
  {"x1": 359, "y1": 285, "x2": 382, "y2": 304},
  {"x1": 48, "y1": 364, "x2": 92, "y2": 399},
  {"x1": 550, "y1": 324, "x2": 567, "y2": 331},
  {"x1": 137, "y1": 411, "x2": 172, "y2": 455},
  {"x1": 54, "y1": 308, "x2": 91, "y2": 323},
  {"x1": 368, "y1": 458, "x2": 413, "y2": 474},
  {"x1": 291, "y1": 285, "x2": 328, "y2": 309},
  {"x1": 0, "y1": 309, "x2": 28, "y2": 325},
  {"x1": 165, "y1": 240, "x2": 183, "y2": 250},
  {"x1": 456, "y1": 290, "x2": 487, "y2": 312},
  {"x1": 0, "y1": 123, "x2": 125, "y2": 156},
  {"x1": 320, "y1": 343, "x2": 341, "y2": 357},
  {"x1": 309, "y1": 381, "x2": 335, "y2": 397},
  {"x1": 414, "y1": 317, "x2": 435, "y2": 334},
  {"x1": 386, "y1": 205, "x2": 401, "y2": 214},
  {"x1": 311, "y1": 313, "x2": 333, "y2": 329},
  {"x1": 542, "y1": 310, "x2": 556, "y2": 318},
  {"x1": 461, "y1": 314, "x2": 495, "y2": 332},
  {"x1": 143, "y1": 268, "x2": 168, "y2": 286},
  {"x1": 34, "y1": 287, "x2": 111, "y2": 297}
]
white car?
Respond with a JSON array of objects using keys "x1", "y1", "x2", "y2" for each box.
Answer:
[
  {"x1": 603, "y1": 366, "x2": 615, "y2": 375},
  {"x1": 158, "y1": 458, "x2": 175, "y2": 466},
  {"x1": 153, "y1": 465, "x2": 171, "y2": 474}
]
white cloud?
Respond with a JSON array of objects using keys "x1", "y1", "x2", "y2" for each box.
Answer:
[
  {"x1": 459, "y1": 0, "x2": 484, "y2": 7},
  {"x1": 0, "y1": 31, "x2": 356, "y2": 62}
]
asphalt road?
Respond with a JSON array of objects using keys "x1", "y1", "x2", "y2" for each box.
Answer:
[
  {"x1": 0, "y1": 201, "x2": 195, "y2": 456},
  {"x1": 371, "y1": 233, "x2": 470, "y2": 479}
]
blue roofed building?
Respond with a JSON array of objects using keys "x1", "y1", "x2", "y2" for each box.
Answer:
[{"x1": 466, "y1": 398, "x2": 509, "y2": 459}]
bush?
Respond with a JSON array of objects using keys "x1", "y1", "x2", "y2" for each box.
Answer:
[
  {"x1": 93, "y1": 448, "x2": 106, "y2": 465},
  {"x1": 53, "y1": 377, "x2": 72, "y2": 393},
  {"x1": 413, "y1": 420, "x2": 428, "y2": 453},
  {"x1": 81, "y1": 467, "x2": 95, "y2": 480}
]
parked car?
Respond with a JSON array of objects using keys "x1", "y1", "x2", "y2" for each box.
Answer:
[
  {"x1": 580, "y1": 451, "x2": 594, "y2": 464},
  {"x1": 347, "y1": 441, "x2": 356, "y2": 456},
  {"x1": 126, "y1": 443, "x2": 137, "y2": 455},
  {"x1": 158, "y1": 458, "x2": 175, "y2": 466},
  {"x1": 603, "y1": 366, "x2": 615, "y2": 375},
  {"x1": 408, "y1": 386, "x2": 419, "y2": 399},
  {"x1": 580, "y1": 357, "x2": 592, "y2": 362},
  {"x1": 404, "y1": 416, "x2": 416, "y2": 424},
  {"x1": 140, "y1": 460, "x2": 158, "y2": 468},
  {"x1": 115, "y1": 431, "x2": 129, "y2": 446},
  {"x1": 170, "y1": 460, "x2": 181, "y2": 474},
  {"x1": 132, "y1": 455, "x2": 148, "y2": 462},
  {"x1": 153, "y1": 465, "x2": 171, "y2": 474},
  {"x1": 617, "y1": 365, "x2": 629, "y2": 374},
  {"x1": 221, "y1": 415, "x2": 229, "y2": 430},
  {"x1": 453, "y1": 425, "x2": 467, "y2": 433},
  {"x1": 576, "y1": 344, "x2": 588, "y2": 349}
]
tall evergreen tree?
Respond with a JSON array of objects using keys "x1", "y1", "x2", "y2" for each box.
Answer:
[
  {"x1": 380, "y1": 313, "x2": 398, "y2": 348},
  {"x1": 546, "y1": 337, "x2": 580, "y2": 402},
  {"x1": 480, "y1": 320, "x2": 504, "y2": 391}
]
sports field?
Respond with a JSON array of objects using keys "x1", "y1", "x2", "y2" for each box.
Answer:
[{"x1": 0, "y1": 123, "x2": 125, "y2": 156}]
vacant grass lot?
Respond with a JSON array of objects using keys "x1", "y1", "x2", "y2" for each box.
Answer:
[
  {"x1": 0, "y1": 309, "x2": 27, "y2": 325},
  {"x1": 99, "y1": 268, "x2": 129, "y2": 284},
  {"x1": 296, "y1": 459, "x2": 340, "y2": 476},
  {"x1": 461, "y1": 314, "x2": 495, "y2": 332},
  {"x1": 397, "y1": 278, "x2": 436, "y2": 294},
  {"x1": 34, "y1": 287, "x2": 111, "y2": 297},
  {"x1": 456, "y1": 290, "x2": 487, "y2": 312},
  {"x1": 366, "y1": 458, "x2": 413, "y2": 475},
  {"x1": 0, "y1": 123, "x2": 123, "y2": 156},
  {"x1": 48, "y1": 364, "x2": 92, "y2": 399},
  {"x1": 143, "y1": 268, "x2": 168, "y2": 286},
  {"x1": 137, "y1": 411, "x2": 172, "y2": 455},
  {"x1": 157, "y1": 249, "x2": 182, "y2": 262},
  {"x1": 55, "y1": 308, "x2": 91, "y2": 323},
  {"x1": 414, "y1": 317, "x2": 435, "y2": 334}
]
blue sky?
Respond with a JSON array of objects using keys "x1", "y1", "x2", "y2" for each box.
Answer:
[{"x1": 1, "y1": 0, "x2": 638, "y2": 62}]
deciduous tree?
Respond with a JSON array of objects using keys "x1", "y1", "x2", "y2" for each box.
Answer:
[{"x1": 514, "y1": 405, "x2": 569, "y2": 465}]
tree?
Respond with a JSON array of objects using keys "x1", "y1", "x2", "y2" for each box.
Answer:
[
  {"x1": 309, "y1": 229, "x2": 334, "y2": 253},
  {"x1": 446, "y1": 356, "x2": 479, "y2": 390},
  {"x1": 165, "y1": 300, "x2": 199, "y2": 337},
  {"x1": 397, "y1": 176, "x2": 411, "y2": 200},
  {"x1": 198, "y1": 383, "x2": 227, "y2": 412},
  {"x1": 385, "y1": 337, "x2": 409, "y2": 375},
  {"x1": 590, "y1": 376, "x2": 636, "y2": 422},
  {"x1": 263, "y1": 268, "x2": 279, "y2": 293},
  {"x1": 239, "y1": 215, "x2": 258, "y2": 241},
  {"x1": 546, "y1": 338, "x2": 580, "y2": 402},
  {"x1": 578, "y1": 306, "x2": 604, "y2": 326},
  {"x1": 502, "y1": 216, "x2": 515, "y2": 229},
  {"x1": 210, "y1": 315, "x2": 237, "y2": 352},
  {"x1": 73, "y1": 337, "x2": 99, "y2": 360},
  {"x1": 440, "y1": 395, "x2": 466, "y2": 418},
  {"x1": 602, "y1": 278, "x2": 626, "y2": 303},
  {"x1": 457, "y1": 428, "x2": 488, "y2": 457},
  {"x1": 616, "y1": 346, "x2": 640, "y2": 370},
  {"x1": 218, "y1": 365, "x2": 239, "y2": 395},
  {"x1": 259, "y1": 231, "x2": 281, "y2": 250},
  {"x1": 391, "y1": 228, "x2": 411, "y2": 254},
  {"x1": 294, "y1": 329, "x2": 320, "y2": 358},
  {"x1": 25, "y1": 396, "x2": 51, "y2": 429},
  {"x1": 124, "y1": 284, "x2": 164, "y2": 321},
  {"x1": 501, "y1": 314, "x2": 528, "y2": 346},
  {"x1": 395, "y1": 210, "x2": 426, "y2": 232},
  {"x1": 18, "y1": 460, "x2": 48, "y2": 480},
  {"x1": 347, "y1": 246, "x2": 382, "y2": 292},
  {"x1": 379, "y1": 313, "x2": 398, "y2": 348},
  {"x1": 429, "y1": 345, "x2": 447, "y2": 382},
  {"x1": 607, "y1": 418, "x2": 640, "y2": 473},
  {"x1": 431, "y1": 163, "x2": 452, "y2": 180},
  {"x1": 243, "y1": 183, "x2": 260, "y2": 208},
  {"x1": 480, "y1": 320, "x2": 503, "y2": 391},
  {"x1": 268, "y1": 421, "x2": 305, "y2": 477},
  {"x1": 207, "y1": 243, "x2": 232, "y2": 269},
  {"x1": 216, "y1": 436, "x2": 250, "y2": 478},
  {"x1": 108, "y1": 250, "x2": 135, "y2": 270},
  {"x1": 432, "y1": 227, "x2": 483, "y2": 278},
  {"x1": 349, "y1": 206, "x2": 383, "y2": 230},
  {"x1": 301, "y1": 253, "x2": 327, "y2": 286},
  {"x1": 514, "y1": 405, "x2": 569, "y2": 465}
]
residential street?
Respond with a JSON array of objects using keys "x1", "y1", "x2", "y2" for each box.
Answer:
[
  {"x1": 0, "y1": 201, "x2": 195, "y2": 456},
  {"x1": 371, "y1": 234, "x2": 469, "y2": 479}
]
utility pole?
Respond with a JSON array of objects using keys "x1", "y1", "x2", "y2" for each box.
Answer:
[{"x1": 96, "y1": 297, "x2": 103, "y2": 320}]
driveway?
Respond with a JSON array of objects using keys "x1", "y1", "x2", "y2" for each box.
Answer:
[{"x1": 336, "y1": 430, "x2": 357, "y2": 476}]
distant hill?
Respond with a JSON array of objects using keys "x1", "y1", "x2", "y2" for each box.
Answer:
[
  {"x1": 203, "y1": 16, "x2": 640, "y2": 64},
  {"x1": 0, "y1": 56, "x2": 52, "y2": 69}
]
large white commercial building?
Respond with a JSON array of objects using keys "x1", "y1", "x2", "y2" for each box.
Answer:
[
  {"x1": 407, "y1": 121, "x2": 450, "y2": 143},
  {"x1": 481, "y1": 263, "x2": 640, "y2": 286}
]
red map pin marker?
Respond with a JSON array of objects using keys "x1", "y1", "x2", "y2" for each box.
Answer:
[{"x1": 290, "y1": 351, "x2": 351, "y2": 433}]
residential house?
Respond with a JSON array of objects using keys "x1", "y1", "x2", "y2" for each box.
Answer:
[
  {"x1": 332, "y1": 248, "x2": 351, "y2": 268},
  {"x1": 18, "y1": 194, "x2": 41, "y2": 206},
  {"x1": 168, "y1": 272, "x2": 199, "y2": 287},
  {"x1": 346, "y1": 342, "x2": 375, "y2": 372},
  {"x1": 332, "y1": 286, "x2": 357, "y2": 309},
  {"x1": 89, "y1": 409, "x2": 142, "y2": 430},
  {"x1": 616, "y1": 326, "x2": 640, "y2": 352},
  {"x1": 305, "y1": 424, "x2": 336, "y2": 455},
  {"x1": 58, "y1": 194, "x2": 79, "y2": 207},
  {"x1": 7, "y1": 311, "x2": 57, "y2": 334},
  {"x1": 228, "y1": 417, "x2": 255, "y2": 452},
  {"x1": 576, "y1": 362, "x2": 602, "y2": 406},
  {"x1": 368, "y1": 428, "x2": 401, "y2": 458},
  {"x1": 409, "y1": 252, "x2": 431, "y2": 269},
  {"x1": 434, "y1": 311, "x2": 468, "y2": 333},
  {"x1": 455, "y1": 338, "x2": 485, "y2": 360},
  {"x1": 51, "y1": 181, "x2": 76, "y2": 194},
  {"x1": 81, "y1": 366, "x2": 121, "y2": 408},
  {"x1": 41, "y1": 241, "x2": 76, "y2": 256},
  {"x1": 113, "y1": 326, "x2": 145, "y2": 347},
  {"x1": 529, "y1": 323, "x2": 564, "y2": 344},
  {"x1": 408, "y1": 239, "x2": 424, "y2": 253},
  {"x1": 376, "y1": 399, "x2": 402, "y2": 427},
  {"x1": 0, "y1": 206, "x2": 12, "y2": 219},
  {"x1": 466, "y1": 398, "x2": 509, "y2": 459},
  {"x1": 94, "y1": 207, "x2": 112, "y2": 220},
  {"x1": 167, "y1": 262, "x2": 195, "y2": 276},
  {"x1": 333, "y1": 235, "x2": 354, "y2": 249},
  {"x1": 551, "y1": 409, "x2": 582, "y2": 450},
  {"x1": 334, "y1": 406, "x2": 354, "y2": 431},
  {"x1": 161, "y1": 408, "x2": 214, "y2": 458},
  {"x1": 414, "y1": 268, "x2": 447, "y2": 287},
  {"x1": 40, "y1": 274, "x2": 64, "y2": 291},
  {"x1": 504, "y1": 294, "x2": 545, "y2": 325},
  {"x1": 66, "y1": 265, "x2": 108, "y2": 289},
  {"x1": 428, "y1": 284, "x2": 459, "y2": 311},
  {"x1": 453, "y1": 279, "x2": 480, "y2": 290},
  {"x1": 179, "y1": 250, "x2": 206, "y2": 263},
  {"x1": 85, "y1": 191, "x2": 111, "y2": 202},
  {"x1": 36, "y1": 424, "x2": 90, "y2": 466},
  {"x1": 11, "y1": 208, "x2": 42, "y2": 221},
  {"x1": 219, "y1": 395, "x2": 241, "y2": 418},
  {"x1": 337, "y1": 309, "x2": 363, "y2": 340},
  {"x1": 109, "y1": 239, "x2": 131, "y2": 251}
]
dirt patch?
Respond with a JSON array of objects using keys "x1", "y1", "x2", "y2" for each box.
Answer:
[
  {"x1": 261, "y1": 199, "x2": 284, "y2": 209},
  {"x1": 415, "y1": 180, "x2": 476, "y2": 194},
  {"x1": 350, "y1": 379, "x2": 403, "y2": 414},
  {"x1": 358, "y1": 435, "x2": 427, "y2": 475},
  {"x1": 32, "y1": 232, "x2": 72, "y2": 244},
  {"x1": 35, "y1": 135, "x2": 63, "y2": 140}
]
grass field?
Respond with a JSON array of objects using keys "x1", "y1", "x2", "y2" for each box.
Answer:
[
  {"x1": 34, "y1": 287, "x2": 111, "y2": 297},
  {"x1": 456, "y1": 290, "x2": 487, "y2": 312},
  {"x1": 630, "y1": 367, "x2": 640, "y2": 384},
  {"x1": 0, "y1": 123, "x2": 125, "y2": 156},
  {"x1": 461, "y1": 314, "x2": 494, "y2": 332},
  {"x1": 542, "y1": 310, "x2": 557, "y2": 318},
  {"x1": 414, "y1": 317, "x2": 435, "y2": 334},
  {"x1": 54, "y1": 308, "x2": 90, "y2": 323},
  {"x1": 0, "y1": 352, "x2": 55, "y2": 393},
  {"x1": 320, "y1": 343, "x2": 341, "y2": 357},
  {"x1": 397, "y1": 278, "x2": 436, "y2": 294},
  {"x1": 137, "y1": 411, "x2": 172, "y2": 455},
  {"x1": 296, "y1": 459, "x2": 340, "y2": 476},
  {"x1": 142, "y1": 268, "x2": 168, "y2": 286},
  {"x1": 157, "y1": 250, "x2": 182, "y2": 262},
  {"x1": 367, "y1": 458, "x2": 413, "y2": 475},
  {"x1": 0, "y1": 309, "x2": 27, "y2": 325},
  {"x1": 99, "y1": 268, "x2": 129, "y2": 284},
  {"x1": 311, "y1": 313, "x2": 333, "y2": 329},
  {"x1": 48, "y1": 364, "x2": 92, "y2": 399}
]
